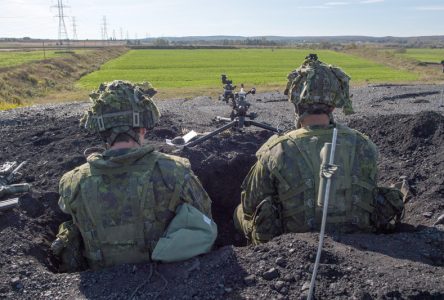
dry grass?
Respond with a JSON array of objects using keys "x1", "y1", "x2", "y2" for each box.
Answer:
[
  {"x1": 343, "y1": 46, "x2": 444, "y2": 83},
  {"x1": 0, "y1": 47, "x2": 128, "y2": 109},
  {"x1": 26, "y1": 89, "x2": 89, "y2": 104},
  {"x1": 0, "y1": 101, "x2": 21, "y2": 110}
]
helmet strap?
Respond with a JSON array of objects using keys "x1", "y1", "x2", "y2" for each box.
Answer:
[{"x1": 105, "y1": 128, "x2": 141, "y2": 146}]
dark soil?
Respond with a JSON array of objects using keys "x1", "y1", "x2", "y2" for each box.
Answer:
[{"x1": 0, "y1": 84, "x2": 443, "y2": 299}]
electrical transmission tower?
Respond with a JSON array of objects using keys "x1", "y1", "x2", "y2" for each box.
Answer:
[
  {"x1": 72, "y1": 17, "x2": 78, "y2": 40},
  {"x1": 101, "y1": 16, "x2": 108, "y2": 41},
  {"x1": 53, "y1": 0, "x2": 70, "y2": 45}
]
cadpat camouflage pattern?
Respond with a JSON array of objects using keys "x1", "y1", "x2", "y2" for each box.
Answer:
[
  {"x1": 235, "y1": 124, "x2": 404, "y2": 244},
  {"x1": 285, "y1": 55, "x2": 354, "y2": 116},
  {"x1": 58, "y1": 145, "x2": 212, "y2": 269},
  {"x1": 80, "y1": 80, "x2": 160, "y2": 145}
]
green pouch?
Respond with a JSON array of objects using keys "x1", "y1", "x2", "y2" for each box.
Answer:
[
  {"x1": 250, "y1": 197, "x2": 283, "y2": 245},
  {"x1": 372, "y1": 187, "x2": 405, "y2": 232},
  {"x1": 151, "y1": 203, "x2": 217, "y2": 263}
]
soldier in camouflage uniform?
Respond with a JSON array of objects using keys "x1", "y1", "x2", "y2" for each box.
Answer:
[
  {"x1": 52, "y1": 80, "x2": 214, "y2": 270},
  {"x1": 234, "y1": 55, "x2": 404, "y2": 245}
]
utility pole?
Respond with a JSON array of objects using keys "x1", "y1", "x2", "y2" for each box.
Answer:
[
  {"x1": 53, "y1": 0, "x2": 70, "y2": 48},
  {"x1": 112, "y1": 29, "x2": 116, "y2": 41},
  {"x1": 120, "y1": 27, "x2": 123, "y2": 40},
  {"x1": 72, "y1": 17, "x2": 78, "y2": 40}
]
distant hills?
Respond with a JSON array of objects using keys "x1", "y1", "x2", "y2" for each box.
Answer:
[
  {"x1": 143, "y1": 35, "x2": 444, "y2": 44},
  {"x1": 1, "y1": 35, "x2": 444, "y2": 47}
]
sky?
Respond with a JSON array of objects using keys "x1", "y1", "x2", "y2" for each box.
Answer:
[{"x1": 0, "y1": 0, "x2": 443, "y2": 39}]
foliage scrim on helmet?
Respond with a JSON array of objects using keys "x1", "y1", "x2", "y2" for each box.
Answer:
[
  {"x1": 80, "y1": 80, "x2": 161, "y2": 133},
  {"x1": 287, "y1": 56, "x2": 354, "y2": 115}
]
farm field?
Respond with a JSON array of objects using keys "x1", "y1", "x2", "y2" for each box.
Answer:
[
  {"x1": 394, "y1": 48, "x2": 444, "y2": 63},
  {"x1": 77, "y1": 49, "x2": 419, "y2": 94},
  {"x1": 0, "y1": 49, "x2": 89, "y2": 68}
]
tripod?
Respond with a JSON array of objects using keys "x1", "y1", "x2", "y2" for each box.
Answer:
[{"x1": 183, "y1": 113, "x2": 282, "y2": 148}]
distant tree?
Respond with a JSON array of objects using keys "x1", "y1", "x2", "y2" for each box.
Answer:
[{"x1": 154, "y1": 38, "x2": 170, "y2": 46}]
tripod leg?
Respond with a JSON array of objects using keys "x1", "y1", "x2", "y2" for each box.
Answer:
[
  {"x1": 184, "y1": 121, "x2": 238, "y2": 147},
  {"x1": 246, "y1": 120, "x2": 282, "y2": 133}
]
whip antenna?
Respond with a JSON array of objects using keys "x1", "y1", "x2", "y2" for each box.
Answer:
[{"x1": 308, "y1": 127, "x2": 338, "y2": 300}]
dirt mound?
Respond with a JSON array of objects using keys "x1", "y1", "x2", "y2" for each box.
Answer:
[
  {"x1": 0, "y1": 99, "x2": 443, "y2": 299},
  {"x1": 349, "y1": 111, "x2": 444, "y2": 226}
]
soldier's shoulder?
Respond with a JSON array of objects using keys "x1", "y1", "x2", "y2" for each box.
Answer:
[
  {"x1": 256, "y1": 130, "x2": 301, "y2": 158},
  {"x1": 60, "y1": 162, "x2": 90, "y2": 186},
  {"x1": 59, "y1": 162, "x2": 90, "y2": 206},
  {"x1": 337, "y1": 124, "x2": 377, "y2": 150},
  {"x1": 151, "y1": 152, "x2": 193, "y2": 190},
  {"x1": 258, "y1": 133, "x2": 287, "y2": 153},
  {"x1": 154, "y1": 152, "x2": 191, "y2": 171}
]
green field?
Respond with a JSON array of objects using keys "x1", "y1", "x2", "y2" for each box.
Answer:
[
  {"x1": 77, "y1": 49, "x2": 419, "y2": 93},
  {"x1": 0, "y1": 49, "x2": 88, "y2": 68},
  {"x1": 394, "y1": 48, "x2": 444, "y2": 63}
]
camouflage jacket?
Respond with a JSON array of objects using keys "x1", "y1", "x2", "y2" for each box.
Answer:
[
  {"x1": 59, "y1": 145, "x2": 212, "y2": 269},
  {"x1": 239, "y1": 123, "x2": 378, "y2": 241}
]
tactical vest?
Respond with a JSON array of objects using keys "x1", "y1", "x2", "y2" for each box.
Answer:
[
  {"x1": 260, "y1": 124, "x2": 377, "y2": 233},
  {"x1": 66, "y1": 149, "x2": 186, "y2": 269}
]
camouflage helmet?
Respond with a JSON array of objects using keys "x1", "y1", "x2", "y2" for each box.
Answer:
[
  {"x1": 287, "y1": 55, "x2": 354, "y2": 116},
  {"x1": 81, "y1": 80, "x2": 160, "y2": 144}
]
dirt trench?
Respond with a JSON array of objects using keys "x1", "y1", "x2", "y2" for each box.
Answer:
[
  {"x1": 2, "y1": 110, "x2": 444, "y2": 269},
  {"x1": 0, "y1": 102, "x2": 443, "y2": 299}
]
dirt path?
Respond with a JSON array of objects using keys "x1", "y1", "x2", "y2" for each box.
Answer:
[{"x1": 0, "y1": 84, "x2": 443, "y2": 299}]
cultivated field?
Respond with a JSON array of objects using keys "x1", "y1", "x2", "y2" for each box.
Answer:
[
  {"x1": 395, "y1": 48, "x2": 444, "y2": 63},
  {"x1": 0, "y1": 49, "x2": 89, "y2": 68},
  {"x1": 77, "y1": 49, "x2": 419, "y2": 95}
]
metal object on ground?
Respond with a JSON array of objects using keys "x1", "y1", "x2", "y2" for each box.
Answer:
[
  {"x1": 0, "y1": 198, "x2": 19, "y2": 211},
  {"x1": 0, "y1": 161, "x2": 31, "y2": 200}
]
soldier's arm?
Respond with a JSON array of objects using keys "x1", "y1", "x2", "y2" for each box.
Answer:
[
  {"x1": 58, "y1": 170, "x2": 79, "y2": 215},
  {"x1": 240, "y1": 159, "x2": 276, "y2": 219},
  {"x1": 180, "y1": 168, "x2": 213, "y2": 218}
]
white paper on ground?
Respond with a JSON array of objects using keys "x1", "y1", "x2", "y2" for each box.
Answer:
[{"x1": 166, "y1": 130, "x2": 198, "y2": 146}]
